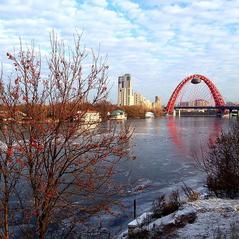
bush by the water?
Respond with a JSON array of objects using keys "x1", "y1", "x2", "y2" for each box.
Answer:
[
  {"x1": 120, "y1": 105, "x2": 163, "y2": 119},
  {"x1": 152, "y1": 190, "x2": 181, "y2": 218},
  {"x1": 198, "y1": 123, "x2": 239, "y2": 198},
  {"x1": 128, "y1": 228, "x2": 149, "y2": 239}
]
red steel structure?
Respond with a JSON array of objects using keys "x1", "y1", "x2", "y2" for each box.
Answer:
[{"x1": 166, "y1": 74, "x2": 225, "y2": 114}]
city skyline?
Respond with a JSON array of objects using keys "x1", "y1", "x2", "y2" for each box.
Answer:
[
  {"x1": 117, "y1": 73, "x2": 154, "y2": 107},
  {"x1": 0, "y1": 0, "x2": 239, "y2": 104}
]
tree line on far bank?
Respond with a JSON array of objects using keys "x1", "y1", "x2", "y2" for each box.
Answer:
[
  {"x1": 0, "y1": 100, "x2": 164, "y2": 123},
  {"x1": 93, "y1": 101, "x2": 164, "y2": 119}
]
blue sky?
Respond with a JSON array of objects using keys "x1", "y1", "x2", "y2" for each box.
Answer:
[{"x1": 0, "y1": 0, "x2": 238, "y2": 104}]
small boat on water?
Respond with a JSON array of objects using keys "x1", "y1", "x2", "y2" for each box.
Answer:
[
  {"x1": 109, "y1": 110, "x2": 127, "y2": 120},
  {"x1": 145, "y1": 112, "x2": 155, "y2": 118}
]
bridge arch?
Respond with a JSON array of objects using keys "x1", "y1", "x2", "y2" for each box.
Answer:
[{"x1": 166, "y1": 74, "x2": 225, "y2": 114}]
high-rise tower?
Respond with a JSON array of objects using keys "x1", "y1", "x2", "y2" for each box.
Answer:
[{"x1": 117, "y1": 74, "x2": 134, "y2": 106}]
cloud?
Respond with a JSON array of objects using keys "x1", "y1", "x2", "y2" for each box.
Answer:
[
  {"x1": 193, "y1": 0, "x2": 223, "y2": 10},
  {"x1": 0, "y1": 0, "x2": 238, "y2": 103}
]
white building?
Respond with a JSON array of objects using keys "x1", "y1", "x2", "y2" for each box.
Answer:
[
  {"x1": 75, "y1": 111, "x2": 101, "y2": 124},
  {"x1": 75, "y1": 111, "x2": 102, "y2": 131},
  {"x1": 134, "y1": 92, "x2": 144, "y2": 105},
  {"x1": 134, "y1": 92, "x2": 152, "y2": 108},
  {"x1": 117, "y1": 73, "x2": 153, "y2": 108},
  {"x1": 118, "y1": 74, "x2": 134, "y2": 106}
]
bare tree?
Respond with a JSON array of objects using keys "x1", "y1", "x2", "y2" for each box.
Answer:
[
  {"x1": 0, "y1": 32, "x2": 132, "y2": 238},
  {"x1": 0, "y1": 125, "x2": 23, "y2": 239},
  {"x1": 195, "y1": 123, "x2": 239, "y2": 198}
]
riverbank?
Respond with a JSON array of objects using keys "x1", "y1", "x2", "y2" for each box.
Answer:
[
  {"x1": 118, "y1": 195, "x2": 239, "y2": 239},
  {"x1": 116, "y1": 120, "x2": 239, "y2": 239},
  {"x1": 103, "y1": 117, "x2": 229, "y2": 236}
]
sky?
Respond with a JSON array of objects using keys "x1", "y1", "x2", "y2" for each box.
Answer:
[{"x1": 0, "y1": 0, "x2": 239, "y2": 104}]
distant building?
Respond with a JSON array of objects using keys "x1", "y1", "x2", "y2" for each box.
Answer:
[
  {"x1": 117, "y1": 73, "x2": 152, "y2": 108},
  {"x1": 134, "y1": 92, "x2": 152, "y2": 108},
  {"x1": 194, "y1": 99, "x2": 209, "y2": 107},
  {"x1": 118, "y1": 74, "x2": 134, "y2": 106},
  {"x1": 134, "y1": 92, "x2": 144, "y2": 105},
  {"x1": 75, "y1": 110, "x2": 101, "y2": 130},
  {"x1": 0, "y1": 110, "x2": 28, "y2": 122},
  {"x1": 226, "y1": 101, "x2": 239, "y2": 106},
  {"x1": 178, "y1": 99, "x2": 209, "y2": 107},
  {"x1": 178, "y1": 101, "x2": 189, "y2": 107},
  {"x1": 155, "y1": 96, "x2": 161, "y2": 104},
  {"x1": 143, "y1": 99, "x2": 152, "y2": 108},
  {"x1": 75, "y1": 111, "x2": 101, "y2": 123},
  {"x1": 153, "y1": 96, "x2": 162, "y2": 109}
]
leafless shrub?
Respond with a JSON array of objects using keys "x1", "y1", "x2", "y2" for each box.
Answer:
[
  {"x1": 152, "y1": 190, "x2": 181, "y2": 219},
  {"x1": 128, "y1": 228, "x2": 149, "y2": 239},
  {"x1": 195, "y1": 123, "x2": 239, "y2": 198}
]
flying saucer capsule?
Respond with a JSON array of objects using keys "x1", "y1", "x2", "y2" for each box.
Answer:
[{"x1": 191, "y1": 78, "x2": 201, "y2": 84}]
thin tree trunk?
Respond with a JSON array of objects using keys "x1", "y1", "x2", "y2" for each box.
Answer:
[
  {"x1": 3, "y1": 174, "x2": 9, "y2": 239},
  {"x1": 38, "y1": 216, "x2": 47, "y2": 239}
]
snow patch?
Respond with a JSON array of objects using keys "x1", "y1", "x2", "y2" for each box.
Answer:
[{"x1": 119, "y1": 198, "x2": 239, "y2": 239}]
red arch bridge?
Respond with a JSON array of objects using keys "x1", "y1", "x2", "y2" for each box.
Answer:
[{"x1": 165, "y1": 74, "x2": 239, "y2": 117}]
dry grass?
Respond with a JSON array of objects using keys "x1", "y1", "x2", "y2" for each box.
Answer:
[{"x1": 182, "y1": 183, "x2": 200, "y2": 202}]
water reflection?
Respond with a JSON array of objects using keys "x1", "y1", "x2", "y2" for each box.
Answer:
[
  {"x1": 166, "y1": 116, "x2": 223, "y2": 155},
  {"x1": 107, "y1": 117, "x2": 230, "y2": 234},
  {"x1": 167, "y1": 117, "x2": 186, "y2": 154},
  {"x1": 123, "y1": 117, "x2": 228, "y2": 180},
  {"x1": 117, "y1": 117, "x2": 229, "y2": 193}
]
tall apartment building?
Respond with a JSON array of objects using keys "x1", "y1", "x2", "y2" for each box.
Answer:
[
  {"x1": 154, "y1": 96, "x2": 162, "y2": 108},
  {"x1": 134, "y1": 92, "x2": 144, "y2": 105},
  {"x1": 118, "y1": 74, "x2": 134, "y2": 106},
  {"x1": 155, "y1": 96, "x2": 161, "y2": 104},
  {"x1": 134, "y1": 92, "x2": 152, "y2": 108}
]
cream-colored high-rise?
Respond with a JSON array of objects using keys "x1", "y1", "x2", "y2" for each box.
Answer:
[{"x1": 118, "y1": 74, "x2": 134, "y2": 106}]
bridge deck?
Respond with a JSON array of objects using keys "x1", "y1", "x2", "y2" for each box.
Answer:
[{"x1": 173, "y1": 106, "x2": 239, "y2": 110}]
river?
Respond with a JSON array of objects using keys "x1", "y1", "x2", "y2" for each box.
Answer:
[{"x1": 102, "y1": 116, "x2": 232, "y2": 235}]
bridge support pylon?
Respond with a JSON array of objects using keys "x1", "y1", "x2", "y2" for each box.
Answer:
[
  {"x1": 229, "y1": 109, "x2": 239, "y2": 119},
  {"x1": 172, "y1": 109, "x2": 181, "y2": 117}
]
